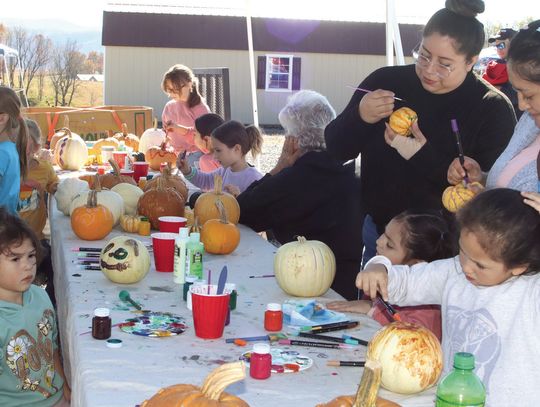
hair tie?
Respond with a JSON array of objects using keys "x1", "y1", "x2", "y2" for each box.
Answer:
[{"x1": 440, "y1": 231, "x2": 447, "y2": 240}]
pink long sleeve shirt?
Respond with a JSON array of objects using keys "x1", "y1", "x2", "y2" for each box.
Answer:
[{"x1": 162, "y1": 100, "x2": 210, "y2": 153}]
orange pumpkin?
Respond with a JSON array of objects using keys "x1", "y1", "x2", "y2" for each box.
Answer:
[
  {"x1": 194, "y1": 175, "x2": 240, "y2": 225},
  {"x1": 114, "y1": 123, "x2": 140, "y2": 152},
  {"x1": 146, "y1": 139, "x2": 177, "y2": 171},
  {"x1": 137, "y1": 177, "x2": 185, "y2": 229},
  {"x1": 389, "y1": 107, "x2": 417, "y2": 137},
  {"x1": 201, "y1": 200, "x2": 240, "y2": 255},
  {"x1": 90, "y1": 133, "x2": 120, "y2": 161},
  {"x1": 442, "y1": 182, "x2": 484, "y2": 213},
  {"x1": 71, "y1": 190, "x2": 114, "y2": 240},
  {"x1": 100, "y1": 158, "x2": 137, "y2": 189},
  {"x1": 144, "y1": 164, "x2": 188, "y2": 202}
]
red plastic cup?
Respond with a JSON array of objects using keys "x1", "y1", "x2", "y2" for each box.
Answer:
[
  {"x1": 158, "y1": 216, "x2": 187, "y2": 233},
  {"x1": 190, "y1": 285, "x2": 231, "y2": 339},
  {"x1": 120, "y1": 169, "x2": 134, "y2": 179},
  {"x1": 132, "y1": 161, "x2": 149, "y2": 183},
  {"x1": 113, "y1": 151, "x2": 128, "y2": 169},
  {"x1": 97, "y1": 166, "x2": 105, "y2": 175},
  {"x1": 151, "y1": 232, "x2": 177, "y2": 272}
]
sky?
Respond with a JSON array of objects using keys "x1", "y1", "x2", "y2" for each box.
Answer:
[{"x1": 2, "y1": 0, "x2": 538, "y2": 29}]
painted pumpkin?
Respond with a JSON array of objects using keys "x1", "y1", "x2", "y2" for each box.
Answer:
[
  {"x1": 100, "y1": 236, "x2": 150, "y2": 284},
  {"x1": 389, "y1": 107, "x2": 417, "y2": 137},
  {"x1": 139, "y1": 117, "x2": 166, "y2": 155},
  {"x1": 100, "y1": 158, "x2": 137, "y2": 189},
  {"x1": 141, "y1": 361, "x2": 249, "y2": 407},
  {"x1": 442, "y1": 181, "x2": 484, "y2": 213},
  {"x1": 146, "y1": 139, "x2": 177, "y2": 171},
  {"x1": 53, "y1": 130, "x2": 89, "y2": 170},
  {"x1": 50, "y1": 126, "x2": 84, "y2": 151},
  {"x1": 366, "y1": 321, "x2": 443, "y2": 394},
  {"x1": 144, "y1": 164, "x2": 189, "y2": 202},
  {"x1": 137, "y1": 176, "x2": 185, "y2": 229},
  {"x1": 274, "y1": 236, "x2": 336, "y2": 297},
  {"x1": 119, "y1": 214, "x2": 141, "y2": 233},
  {"x1": 71, "y1": 190, "x2": 114, "y2": 240},
  {"x1": 201, "y1": 200, "x2": 241, "y2": 255},
  {"x1": 55, "y1": 177, "x2": 89, "y2": 216},
  {"x1": 194, "y1": 175, "x2": 240, "y2": 225},
  {"x1": 111, "y1": 182, "x2": 143, "y2": 215},
  {"x1": 114, "y1": 123, "x2": 140, "y2": 152}
]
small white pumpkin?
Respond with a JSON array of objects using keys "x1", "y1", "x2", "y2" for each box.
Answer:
[
  {"x1": 55, "y1": 177, "x2": 90, "y2": 216},
  {"x1": 139, "y1": 117, "x2": 166, "y2": 155},
  {"x1": 69, "y1": 189, "x2": 124, "y2": 225},
  {"x1": 53, "y1": 130, "x2": 89, "y2": 170},
  {"x1": 273, "y1": 236, "x2": 336, "y2": 297},
  {"x1": 100, "y1": 236, "x2": 150, "y2": 284},
  {"x1": 111, "y1": 183, "x2": 144, "y2": 215}
]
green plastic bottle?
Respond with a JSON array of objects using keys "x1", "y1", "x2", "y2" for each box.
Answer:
[{"x1": 436, "y1": 352, "x2": 486, "y2": 407}]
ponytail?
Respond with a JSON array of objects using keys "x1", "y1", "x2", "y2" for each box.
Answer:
[
  {"x1": 16, "y1": 116, "x2": 29, "y2": 180},
  {"x1": 245, "y1": 125, "x2": 263, "y2": 158},
  {"x1": 212, "y1": 120, "x2": 264, "y2": 158}
]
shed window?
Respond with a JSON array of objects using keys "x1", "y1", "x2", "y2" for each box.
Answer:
[{"x1": 257, "y1": 55, "x2": 301, "y2": 92}]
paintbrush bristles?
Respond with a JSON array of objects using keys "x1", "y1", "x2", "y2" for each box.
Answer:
[{"x1": 353, "y1": 359, "x2": 382, "y2": 407}]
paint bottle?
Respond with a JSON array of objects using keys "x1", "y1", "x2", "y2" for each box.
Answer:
[
  {"x1": 138, "y1": 217, "x2": 151, "y2": 236},
  {"x1": 183, "y1": 276, "x2": 197, "y2": 302},
  {"x1": 174, "y1": 227, "x2": 190, "y2": 284},
  {"x1": 92, "y1": 308, "x2": 112, "y2": 340},
  {"x1": 187, "y1": 232, "x2": 204, "y2": 279},
  {"x1": 101, "y1": 146, "x2": 114, "y2": 165},
  {"x1": 138, "y1": 176, "x2": 147, "y2": 189},
  {"x1": 264, "y1": 303, "x2": 283, "y2": 332},
  {"x1": 250, "y1": 343, "x2": 271, "y2": 380}
]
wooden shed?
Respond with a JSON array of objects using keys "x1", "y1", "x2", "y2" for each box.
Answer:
[{"x1": 102, "y1": 7, "x2": 422, "y2": 125}]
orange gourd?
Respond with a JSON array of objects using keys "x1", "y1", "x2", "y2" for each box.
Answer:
[
  {"x1": 146, "y1": 139, "x2": 177, "y2": 171},
  {"x1": 442, "y1": 182, "x2": 484, "y2": 213},
  {"x1": 194, "y1": 175, "x2": 240, "y2": 225},
  {"x1": 137, "y1": 177, "x2": 185, "y2": 229},
  {"x1": 201, "y1": 200, "x2": 240, "y2": 255},
  {"x1": 71, "y1": 190, "x2": 114, "y2": 240},
  {"x1": 144, "y1": 164, "x2": 188, "y2": 202},
  {"x1": 90, "y1": 133, "x2": 120, "y2": 160},
  {"x1": 120, "y1": 214, "x2": 141, "y2": 233},
  {"x1": 318, "y1": 395, "x2": 400, "y2": 407},
  {"x1": 114, "y1": 123, "x2": 140, "y2": 152},
  {"x1": 100, "y1": 158, "x2": 137, "y2": 189},
  {"x1": 389, "y1": 107, "x2": 417, "y2": 137}
]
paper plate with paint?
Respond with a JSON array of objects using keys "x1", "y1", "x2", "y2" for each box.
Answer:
[
  {"x1": 240, "y1": 348, "x2": 313, "y2": 373},
  {"x1": 118, "y1": 311, "x2": 187, "y2": 337}
]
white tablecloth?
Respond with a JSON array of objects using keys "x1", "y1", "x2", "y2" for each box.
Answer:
[{"x1": 49, "y1": 189, "x2": 436, "y2": 407}]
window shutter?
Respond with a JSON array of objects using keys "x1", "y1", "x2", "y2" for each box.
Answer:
[
  {"x1": 257, "y1": 56, "x2": 266, "y2": 89},
  {"x1": 292, "y1": 57, "x2": 301, "y2": 90}
]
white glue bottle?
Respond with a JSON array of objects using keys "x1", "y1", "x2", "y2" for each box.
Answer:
[{"x1": 173, "y1": 227, "x2": 190, "y2": 284}]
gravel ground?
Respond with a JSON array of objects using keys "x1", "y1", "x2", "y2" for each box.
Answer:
[{"x1": 250, "y1": 131, "x2": 285, "y2": 175}]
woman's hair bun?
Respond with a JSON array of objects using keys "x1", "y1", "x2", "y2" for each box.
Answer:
[{"x1": 445, "y1": 0, "x2": 485, "y2": 17}]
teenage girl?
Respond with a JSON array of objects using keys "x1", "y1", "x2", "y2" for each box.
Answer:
[
  {"x1": 357, "y1": 188, "x2": 540, "y2": 406},
  {"x1": 0, "y1": 86, "x2": 29, "y2": 215},
  {"x1": 178, "y1": 120, "x2": 263, "y2": 196},
  {"x1": 327, "y1": 210, "x2": 457, "y2": 340}
]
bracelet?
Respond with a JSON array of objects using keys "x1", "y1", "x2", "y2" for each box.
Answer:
[{"x1": 184, "y1": 166, "x2": 197, "y2": 180}]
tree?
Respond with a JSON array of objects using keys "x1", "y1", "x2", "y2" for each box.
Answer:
[
  {"x1": 50, "y1": 40, "x2": 85, "y2": 106},
  {"x1": 82, "y1": 51, "x2": 104, "y2": 74}
]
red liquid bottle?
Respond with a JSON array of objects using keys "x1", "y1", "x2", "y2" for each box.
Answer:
[
  {"x1": 264, "y1": 303, "x2": 283, "y2": 331},
  {"x1": 250, "y1": 343, "x2": 272, "y2": 380}
]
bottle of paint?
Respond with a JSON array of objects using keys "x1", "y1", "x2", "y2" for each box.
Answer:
[
  {"x1": 264, "y1": 303, "x2": 283, "y2": 332},
  {"x1": 250, "y1": 343, "x2": 271, "y2": 380},
  {"x1": 138, "y1": 217, "x2": 151, "y2": 236},
  {"x1": 174, "y1": 227, "x2": 190, "y2": 284},
  {"x1": 138, "y1": 176, "x2": 147, "y2": 189},
  {"x1": 186, "y1": 232, "x2": 204, "y2": 279},
  {"x1": 183, "y1": 275, "x2": 198, "y2": 302},
  {"x1": 92, "y1": 308, "x2": 112, "y2": 340}
]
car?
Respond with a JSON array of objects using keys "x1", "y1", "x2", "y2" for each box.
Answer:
[{"x1": 473, "y1": 46, "x2": 500, "y2": 76}]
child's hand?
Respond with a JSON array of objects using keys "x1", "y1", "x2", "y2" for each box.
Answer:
[
  {"x1": 447, "y1": 156, "x2": 483, "y2": 185},
  {"x1": 522, "y1": 191, "x2": 540, "y2": 214},
  {"x1": 356, "y1": 264, "x2": 389, "y2": 301},
  {"x1": 326, "y1": 300, "x2": 372, "y2": 314},
  {"x1": 163, "y1": 120, "x2": 174, "y2": 133},
  {"x1": 224, "y1": 184, "x2": 240, "y2": 197},
  {"x1": 176, "y1": 151, "x2": 190, "y2": 175},
  {"x1": 37, "y1": 148, "x2": 53, "y2": 162}
]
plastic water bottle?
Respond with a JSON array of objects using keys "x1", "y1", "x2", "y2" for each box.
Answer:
[{"x1": 436, "y1": 352, "x2": 486, "y2": 406}]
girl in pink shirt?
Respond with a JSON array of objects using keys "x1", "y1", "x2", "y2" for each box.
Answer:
[
  {"x1": 161, "y1": 64, "x2": 210, "y2": 163},
  {"x1": 327, "y1": 210, "x2": 458, "y2": 341}
]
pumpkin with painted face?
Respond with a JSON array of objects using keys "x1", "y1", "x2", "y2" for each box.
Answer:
[{"x1": 100, "y1": 236, "x2": 150, "y2": 284}]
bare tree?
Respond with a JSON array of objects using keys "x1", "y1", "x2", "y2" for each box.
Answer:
[{"x1": 50, "y1": 40, "x2": 85, "y2": 106}]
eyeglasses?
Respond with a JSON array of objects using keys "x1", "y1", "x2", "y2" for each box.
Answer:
[
  {"x1": 496, "y1": 42, "x2": 507, "y2": 50},
  {"x1": 412, "y1": 51, "x2": 454, "y2": 79}
]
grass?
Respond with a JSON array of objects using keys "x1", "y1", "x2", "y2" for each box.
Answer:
[{"x1": 26, "y1": 76, "x2": 103, "y2": 107}]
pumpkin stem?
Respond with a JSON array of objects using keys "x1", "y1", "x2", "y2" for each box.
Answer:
[
  {"x1": 63, "y1": 115, "x2": 70, "y2": 128},
  {"x1": 94, "y1": 174, "x2": 103, "y2": 192},
  {"x1": 108, "y1": 158, "x2": 121, "y2": 175},
  {"x1": 352, "y1": 359, "x2": 382, "y2": 407},
  {"x1": 200, "y1": 361, "x2": 246, "y2": 401},
  {"x1": 152, "y1": 116, "x2": 158, "y2": 130},
  {"x1": 122, "y1": 122, "x2": 128, "y2": 136},
  {"x1": 296, "y1": 236, "x2": 306, "y2": 244},
  {"x1": 213, "y1": 174, "x2": 223, "y2": 195},
  {"x1": 215, "y1": 199, "x2": 228, "y2": 224},
  {"x1": 86, "y1": 190, "x2": 98, "y2": 208}
]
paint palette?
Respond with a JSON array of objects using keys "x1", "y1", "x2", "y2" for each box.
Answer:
[
  {"x1": 240, "y1": 348, "x2": 313, "y2": 373},
  {"x1": 118, "y1": 311, "x2": 187, "y2": 337}
]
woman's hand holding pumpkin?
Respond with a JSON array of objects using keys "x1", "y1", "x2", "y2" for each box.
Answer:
[
  {"x1": 447, "y1": 156, "x2": 483, "y2": 185},
  {"x1": 384, "y1": 121, "x2": 426, "y2": 160},
  {"x1": 522, "y1": 191, "x2": 540, "y2": 214},
  {"x1": 269, "y1": 136, "x2": 301, "y2": 175},
  {"x1": 358, "y1": 89, "x2": 395, "y2": 123},
  {"x1": 356, "y1": 264, "x2": 389, "y2": 301}
]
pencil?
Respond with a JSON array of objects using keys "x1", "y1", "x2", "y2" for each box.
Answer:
[
  {"x1": 327, "y1": 360, "x2": 366, "y2": 367},
  {"x1": 346, "y1": 85, "x2": 405, "y2": 102}
]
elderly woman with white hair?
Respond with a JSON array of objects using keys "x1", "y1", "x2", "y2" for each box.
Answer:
[{"x1": 237, "y1": 90, "x2": 364, "y2": 300}]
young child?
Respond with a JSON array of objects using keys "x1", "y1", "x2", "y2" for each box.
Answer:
[
  {"x1": 357, "y1": 188, "x2": 540, "y2": 406},
  {"x1": 0, "y1": 86, "x2": 29, "y2": 215},
  {"x1": 0, "y1": 207, "x2": 70, "y2": 406},
  {"x1": 327, "y1": 210, "x2": 457, "y2": 340},
  {"x1": 161, "y1": 64, "x2": 210, "y2": 165},
  {"x1": 193, "y1": 113, "x2": 224, "y2": 172},
  {"x1": 178, "y1": 120, "x2": 263, "y2": 196}
]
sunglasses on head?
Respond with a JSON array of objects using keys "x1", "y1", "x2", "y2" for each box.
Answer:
[{"x1": 496, "y1": 42, "x2": 507, "y2": 50}]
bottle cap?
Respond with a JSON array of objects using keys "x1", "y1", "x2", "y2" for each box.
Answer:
[
  {"x1": 106, "y1": 338, "x2": 123, "y2": 348},
  {"x1": 179, "y1": 227, "x2": 190, "y2": 238},
  {"x1": 253, "y1": 343, "x2": 270, "y2": 354},
  {"x1": 139, "y1": 176, "x2": 147, "y2": 181},
  {"x1": 94, "y1": 307, "x2": 110, "y2": 317},
  {"x1": 266, "y1": 303, "x2": 282, "y2": 312},
  {"x1": 146, "y1": 174, "x2": 154, "y2": 180},
  {"x1": 454, "y1": 352, "x2": 475, "y2": 370},
  {"x1": 185, "y1": 276, "x2": 198, "y2": 283}
]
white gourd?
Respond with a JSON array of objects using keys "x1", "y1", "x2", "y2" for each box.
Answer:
[
  {"x1": 139, "y1": 118, "x2": 166, "y2": 155},
  {"x1": 55, "y1": 178, "x2": 90, "y2": 216},
  {"x1": 111, "y1": 183, "x2": 144, "y2": 216},
  {"x1": 54, "y1": 132, "x2": 88, "y2": 170}
]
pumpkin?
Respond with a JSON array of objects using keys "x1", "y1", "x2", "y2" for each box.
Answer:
[
  {"x1": 144, "y1": 164, "x2": 188, "y2": 202},
  {"x1": 194, "y1": 175, "x2": 240, "y2": 225},
  {"x1": 366, "y1": 321, "x2": 443, "y2": 394},
  {"x1": 78, "y1": 174, "x2": 96, "y2": 190},
  {"x1": 70, "y1": 175, "x2": 125, "y2": 225},
  {"x1": 139, "y1": 117, "x2": 166, "y2": 155},
  {"x1": 442, "y1": 181, "x2": 484, "y2": 213},
  {"x1": 201, "y1": 200, "x2": 241, "y2": 255},
  {"x1": 90, "y1": 133, "x2": 120, "y2": 163},
  {"x1": 55, "y1": 177, "x2": 90, "y2": 216},
  {"x1": 50, "y1": 126, "x2": 84, "y2": 152},
  {"x1": 389, "y1": 107, "x2": 417, "y2": 137},
  {"x1": 274, "y1": 236, "x2": 336, "y2": 297},
  {"x1": 119, "y1": 214, "x2": 141, "y2": 233},
  {"x1": 100, "y1": 158, "x2": 137, "y2": 189},
  {"x1": 137, "y1": 176, "x2": 185, "y2": 230},
  {"x1": 111, "y1": 183, "x2": 144, "y2": 215},
  {"x1": 146, "y1": 139, "x2": 178, "y2": 171},
  {"x1": 53, "y1": 130, "x2": 89, "y2": 170},
  {"x1": 184, "y1": 207, "x2": 195, "y2": 228},
  {"x1": 100, "y1": 236, "x2": 150, "y2": 284},
  {"x1": 71, "y1": 190, "x2": 114, "y2": 240},
  {"x1": 141, "y1": 361, "x2": 249, "y2": 407},
  {"x1": 114, "y1": 123, "x2": 140, "y2": 152}
]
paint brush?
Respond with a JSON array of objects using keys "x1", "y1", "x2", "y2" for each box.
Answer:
[
  {"x1": 298, "y1": 332, "x2": 360, "y2": 345},
  {"x1": 207, "y1": 269, "x2": 211, "y2": 295},
  {"x1": 346, "y1": 85, "x2": 405, "y2": 102},
  {"x1": 278, "y1": 339, "x2": 354, "y2": 350},
  {"x1": 450, "y1": 119, "x2": 469, "y2": 184},
  {"x1": 224, "y1": 333, "x2": 286, "y2": 343},
  {"x1": 376, "y1": 294, "x2": 401, "y2": 321},
  {"x1": 119, "y1": 290, "x2": 142, "y2": 310},
  {"x1": 327, "y1": 360, "x2": 366, "y2": 367},
  {"x1": 248, "y1": 274, "x2": 275, "y2": 278}
]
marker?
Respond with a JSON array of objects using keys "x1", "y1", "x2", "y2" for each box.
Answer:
[
  {"x1": 72, "y1": 247, "x2": 102, "y2": 253},
  {"x1": 346, "y1": 85, "x2": 405, "y2": 102},
  {"x1": 74, "y1": 260, "x2": 100, "y2": 266},
  {"x1": 450, "y1": 119, "x2": 469, "y2": 184},
  {"x1": 278, "y1": 339, "x2": 354, "y2": 350},
  {"x1": 225, "y1": 335, "x2": 271, "y2": 343},
  {"x1": 248, "y1": 274, "x2": 275, "y2": 278},
  {"x1": 302, "y1": 321, "x2": 359, "y2": 333},
  {"x1": 76, "y1": 265, "x2": 101, "y2": 271},
  {"x1": 301, "y1": 320, "x2": 356, "y2": 331},
  {"x1": 298, "y1": 332, "x2": 360, "y2": 345},
  {"x1": 326, "y1": 360, "x2": 366, "y2": 367},
  {"x1": 341, "y1": 334, "x2": 369, "y2": 347},
  {"x1": 77, "y1": 252, "x2": 100, "y2": 257}
]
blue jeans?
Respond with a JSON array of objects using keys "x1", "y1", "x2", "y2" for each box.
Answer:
[{"x1": 362, "y1": 214, "x2": 380, "y2": 269}]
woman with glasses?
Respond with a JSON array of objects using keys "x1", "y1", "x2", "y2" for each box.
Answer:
[{"x1": 324, "y1": 0, "x2": 516, "y2": 266}]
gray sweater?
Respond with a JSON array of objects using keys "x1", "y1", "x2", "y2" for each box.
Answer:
[{"x1": 486, "y1": 112, "x2": 540, "y2": 191}]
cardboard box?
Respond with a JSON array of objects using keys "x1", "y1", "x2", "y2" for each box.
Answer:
[{"x1": 23, "y1": 105, "x2": 153, "y2": 144}]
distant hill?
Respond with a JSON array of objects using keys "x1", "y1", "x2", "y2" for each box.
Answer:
[{"x1": 1, "y1": 17, "x2": 102, "y2": 54}]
